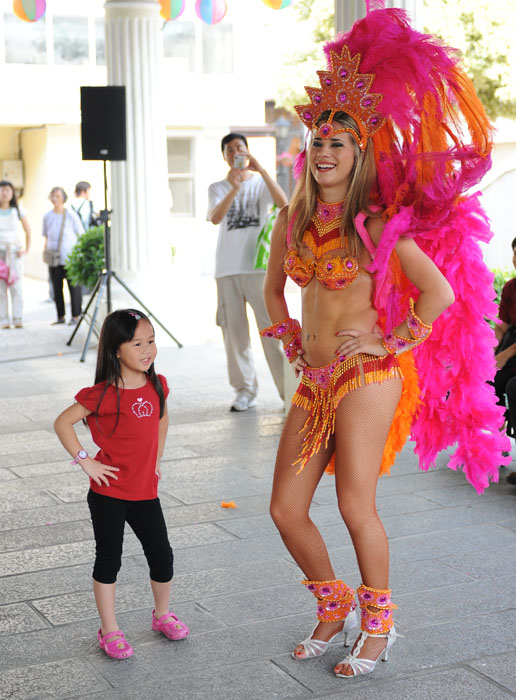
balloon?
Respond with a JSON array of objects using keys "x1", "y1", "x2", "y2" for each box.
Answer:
[
  {"x1": 195, "y1": 0, "x2": 227, "y2": 25},
  {"x1": 262, "y1": 0, "x2": 293, "y2": 8},
  {"x1": 159, "y1": 0, "x2": 185, "y2": 21},
  {"x1": 13, "y1": 0, "x2": 46, "y2": 22}
]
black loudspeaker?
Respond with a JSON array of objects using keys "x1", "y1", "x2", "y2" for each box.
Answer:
[{"x1": 80, "y1": 86, "x2": 126, "y2": 161}]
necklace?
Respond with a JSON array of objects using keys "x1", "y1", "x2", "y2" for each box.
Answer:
[{"x1": 316, "y1": 196, "x2": 345, "y2": 224}]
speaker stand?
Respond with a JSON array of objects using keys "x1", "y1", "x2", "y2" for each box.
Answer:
[{"x1": 67, "y1": 160, "x2": 182, "y2": 361}]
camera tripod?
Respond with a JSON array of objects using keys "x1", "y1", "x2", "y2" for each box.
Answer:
[{"x1": 67, "y1": 160, "x2": 182, "y2": 361}]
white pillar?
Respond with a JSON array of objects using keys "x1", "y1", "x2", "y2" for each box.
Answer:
[
  {"x1": 104, "y1": 0, "x2": 169, "y2": 276},
  {"x1": 335, "y1": 0, "x2": 420, "y2": 34}
]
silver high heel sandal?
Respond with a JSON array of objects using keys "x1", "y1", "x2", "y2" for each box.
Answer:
[
  {"x1": 293, "y1": 608, "x2": 358, "y2": 660},
  {"x1": 335, "y1": 583, "x2": 400, "y2": 678},
  {"x1": 293, "y1": 578, "x2": 358, "y2": 660},
  {"x1": 334, "y1": 625, "x2": 400, "y2": 677}
]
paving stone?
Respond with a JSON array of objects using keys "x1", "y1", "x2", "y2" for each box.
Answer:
[
  {"x1": 0, "y1": 471, "x2": 84, "y2": 494},
  {"x1": 298, "y1": 667, "x2": 514, "y2": 700},
  {"x1": 0, "y1": 501, "x2": 90, "y2": 532},
  {"x1": 439, "y1": 544, "x2": 516, "y2": 580},
  {"x1": 0, "y1": 558, "x2": 146, "y2": 605},
  {"x1": 9, "y1": 460, "x2": 77, "y2": 478},
  {"x1": 376, "y1": 467, "x2": 479, "y2": 496},
  {"x1": 0, "y1": 449, "x2": 74, "y2": 468},
  {"x1": 0, "y1": 519, "x2": 93, "y2": 553},
  {"x1": 164, "y1": 532, "x2": 291, "y2": 574},
  {"x1": 382, "y1": 496, "x2": 516, "y2": 539},
  {"x1": 158, "y1": 445, "x2": 199, "y2": 460},
  {"x1": 0, "y1": 490, "x2": 57, "y2": 515},
  {"x1": 85, "y1": 659, "x2": 307, "y2": 700},
  {"x1": 395, "y1": 573, "x2": 516, "y2": 628},
  {"x1": 0, "y1": 658, "x2": 108, "y2": 699},
  {"x1": 387, "y1": 523, "x2": 516, "y2": 565},
  {"x1": 161, "y1": 494, "x2": 272, "y2": 528},
  {"x1": 32, "y1": 581, "x2": 155, "y2": 625},
  {"x1": 469, "y1": 650, "x2": 516, "y2": 693},
  {"x1": 0, "y1": 432, "x2": 57, "y2": 456},
  {"x1": 0, "y1": 602, "x2": 50, "y2": 636},
  {"x1": 0, "y1": 430, "x2": 54, "y2": 447},
  {"x1": 388, "y1": 559, "x2": 473, "y2": 592},
  {"x1": 414, "y1": 481, "x2": 512, "y2": 506},
  {"x1": 0, "y1": 540, "x2": 97, "y2": 576},
  {"x1": 162, "y1": 470, "x2": 273, "y2": 504},
  {"x1": 502, "y1": 517, "x2": 516, "y2": 532},
  {"x1": 0, "y1": 468, "x2": 18, "y2": 481}
]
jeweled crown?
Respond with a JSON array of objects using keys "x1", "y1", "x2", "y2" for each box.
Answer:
[{"x1": 295, "y1": 45, "x2": 385, "y2": 150}]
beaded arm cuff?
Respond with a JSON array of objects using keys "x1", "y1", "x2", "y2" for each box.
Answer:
[
  {"x1": 382, "y1": 298, "x2": 432, "y2": 356},
  {"x1": 260, "y1": 317, "x2": 303, "y2": 364},
  {"x1": 283, "y1": 333, "x2": 303, "y2": 363},
  {"x1": 260, "y1": 317, "x2": 301, "y2": 339}
]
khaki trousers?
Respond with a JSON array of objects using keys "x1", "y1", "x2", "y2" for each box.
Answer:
[{"x1": 216, "y1": 273, "x2": 284, "y2": 400}]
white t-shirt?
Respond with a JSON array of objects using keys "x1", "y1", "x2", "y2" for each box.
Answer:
[
  {"x1": 207, "y1": 174, "x2": 272, "y2": 278},
  {"x1": 69, "y1": 196, "x2": 94, "y2": 232},
  {"x1": 0, "y1": 206, "x2": 26, "y2": 250},
  {"x1": 42, "y1": 208, "x2": 83, "y2": 265}
]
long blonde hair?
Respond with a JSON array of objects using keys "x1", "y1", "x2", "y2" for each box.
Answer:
[{"x1": 288, "y1": 112, "x2": 378, "y2": 257}]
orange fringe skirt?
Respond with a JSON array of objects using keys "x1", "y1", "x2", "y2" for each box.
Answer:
[{"x1": 291, "y1": 351, "x2": 421, "y2": 476}]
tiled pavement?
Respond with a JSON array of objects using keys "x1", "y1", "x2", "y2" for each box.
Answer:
[{"x1": 1, "y1": 279, "x2": 516, "y2": 700}]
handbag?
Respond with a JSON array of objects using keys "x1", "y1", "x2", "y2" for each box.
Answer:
[
  {"x1": 43, "y1": 210, "x2": 66, "y2": 267},
  {"x1": 254, "y1": 204, "x2": 277, "y2": 270}
]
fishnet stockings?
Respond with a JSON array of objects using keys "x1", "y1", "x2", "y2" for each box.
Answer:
[{"x1": 270, "y1": 368, "x2": 402, "y2": 652}]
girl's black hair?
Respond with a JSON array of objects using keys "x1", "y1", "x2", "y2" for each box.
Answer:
[
  {"x1": 0, "y1": 180, "x2": 20, "y2": 217},
  {"x1": 93, "y1": 308, "x2": 165, "y2": 432}
]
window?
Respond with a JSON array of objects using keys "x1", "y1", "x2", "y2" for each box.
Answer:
[
  {"x1": 4, "y1": 13, "x2": 47, "y2": 64},
  {"x1": 163, "y1": 21, "x2": 195, "y2": 71},
  {"x1": 53, "y1": 15, "x2": 89, "y2": 65},
  {"x1": 95, "y1": 18, "x2": 105, "y2": 66},
  {"x1": 167, "y1": 138, "x2": 194, "y2": 216},
  {"x1": 202, "y1": 23, "x2": 232, "y2": 74}
]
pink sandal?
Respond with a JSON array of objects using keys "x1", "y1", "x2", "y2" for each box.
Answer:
[
  {"x1": 152, "y1": 610, "x2": 189, "y2": 640},
  {"x1": 97, "y1": 629, "x2": 134, "y2": 659}
]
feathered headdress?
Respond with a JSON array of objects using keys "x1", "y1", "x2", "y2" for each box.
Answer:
[{"x1": 295, "y1": 1, "x2": 509, "y2": 492}]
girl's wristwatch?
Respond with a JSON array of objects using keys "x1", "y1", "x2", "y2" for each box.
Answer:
[{"x1": 71, "y1": 449, "x2": 88, "y2": 465}]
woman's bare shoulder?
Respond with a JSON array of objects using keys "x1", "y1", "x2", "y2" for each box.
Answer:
[{"x1": 362, "y1": 207, "x2": 384, "y2": 246}]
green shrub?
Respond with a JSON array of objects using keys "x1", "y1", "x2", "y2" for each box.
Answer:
[
  {"x1": 493, "y1": 267, "x2": 516, "y2": 307},
  {"x1": 66, "y1": 226, "x2": 104, "y2": 288}
]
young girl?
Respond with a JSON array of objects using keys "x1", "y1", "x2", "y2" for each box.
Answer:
[{"x1": 54, "y1": 308, "x2": 189, "y2": 659}]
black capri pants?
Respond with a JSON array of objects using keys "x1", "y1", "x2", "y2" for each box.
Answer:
[{"x1": 87, "y1": 489, "x2": 174, "y2": 584}]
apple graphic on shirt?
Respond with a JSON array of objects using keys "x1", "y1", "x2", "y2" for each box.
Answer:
[{"x1": 132, "y1": 397, "x2": 153, "y2": 418}]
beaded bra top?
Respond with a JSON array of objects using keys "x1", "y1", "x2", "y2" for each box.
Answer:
[{"x1": 284, "y1": 198, "x2": 361, "y2": 291}]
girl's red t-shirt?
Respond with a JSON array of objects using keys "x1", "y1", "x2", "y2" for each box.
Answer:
[{"x1": 75, "y1": 374, "x2": 169, "y2": 501}]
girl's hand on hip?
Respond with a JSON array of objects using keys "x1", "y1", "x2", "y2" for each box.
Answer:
[
  {"x1": 80, "y1": 458, "x2": 119, "y2": 487},
  {"x1": 335, "y1": 329, "x2": 388, "y2": 358},
  {"x1": 291, "y1": 350, "x2": 307, "y2": 378},
  {"x1": 155, "y1": 463, "x2": 162, "y2": 480}
]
